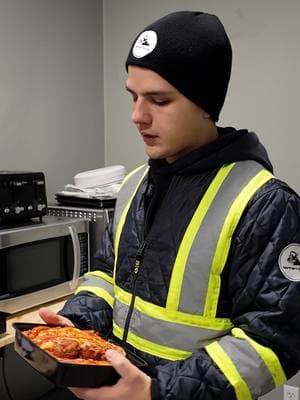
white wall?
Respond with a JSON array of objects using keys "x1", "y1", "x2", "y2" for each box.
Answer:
[
  {"x1": 103, "y1": 0, "x2": 300, "y2": 193},
  {"x1": 0, "y1": 0, "x2": 104, "y2": 200},
  {"x1": 103, "y1": 1, "x2": 300, "y2": 399}
]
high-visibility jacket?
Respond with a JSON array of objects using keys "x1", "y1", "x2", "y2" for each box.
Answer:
[
  {"x1": 59, "y1": 128, "x2": 300, "y2": 399},
  {"x1": 72, "y1": 159, "x2": 299, "y2": 400}
]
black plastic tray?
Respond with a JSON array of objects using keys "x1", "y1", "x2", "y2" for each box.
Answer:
[
  {"x1": 13, "y1": 322, "x2": 147, "y2": 388},
  {"x1": 55, "y1": 193, "x2": 116, "y2": 209}
]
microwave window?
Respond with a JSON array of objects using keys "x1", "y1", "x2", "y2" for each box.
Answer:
[{"x1": 6, "y1": 239, "x2": 62, "y2": 293}]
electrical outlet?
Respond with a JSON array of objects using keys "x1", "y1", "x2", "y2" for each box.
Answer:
[{"x1": 284, "y1": 385, "x2": 299, "y2": 400}]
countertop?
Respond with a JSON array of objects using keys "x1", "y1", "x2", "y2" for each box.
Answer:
[{"x1": 0, "y1": 296, "x2": 69, "y2": 348}]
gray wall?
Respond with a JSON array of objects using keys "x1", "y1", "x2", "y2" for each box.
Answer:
[
  {"x1": 102, "y1": 1, "x2": 300, "y2": 399},
  {"x1": 0, "y1": 1, "x2": 298, "y2": 398},
  {"x1": 0, "y1": 0, "x2": 104, "y2": 200}
]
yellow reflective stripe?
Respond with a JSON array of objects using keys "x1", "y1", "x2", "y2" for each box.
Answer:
[
  {"x1": 204, "y1": 169, "x2": 274, "y2": 317},
  {"x1": 232, "y1": 328, "x2": 286, "y2": 386},
  {"x1": 115, "y1": 286, "x2": 232, "y2": 330},
  {"x1": 167, "y1": 163, "x2": 235, "y2": 311},
  {"x1": 113, "y1": 166, "x2": 149, "y2": 282},
  {"x1": 75, "y1": 286, "x2": 114, "y2": 308},
  {"x1": 113, "y1": 321, "x2": 191, "y2": 360},
  {"x1": 206, "y1": 341, "x2": 252, "y2": 400},
  {"x1": 85, "y1": 270, "x2": 114, "y2": 284},
  {"x1": 121, "y1": 164, "x2": 146, "y2": 186}
]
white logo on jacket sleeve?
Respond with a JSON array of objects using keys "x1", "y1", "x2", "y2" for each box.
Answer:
[
  {"x1": 279, "y1": 244, "x2": 300, "y2": 281},
  {"x1": 132, "y1": 30, "x2": 158, "y2": 58}
]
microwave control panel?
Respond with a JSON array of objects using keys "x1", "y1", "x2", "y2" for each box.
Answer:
[
  {"x1": 0, "y1": 171, "x2": 47, "y2": 223},
  {"x1": 79, "y1": 231, "x2": 89, "y2": 275}
]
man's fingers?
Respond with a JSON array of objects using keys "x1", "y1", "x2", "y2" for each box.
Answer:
[
  {"x1": 38, "y1": 307, "x2": 74, "y2": 327},
  {"x1": 105, "y1": 349, "x2": 141, "y2": 382}
]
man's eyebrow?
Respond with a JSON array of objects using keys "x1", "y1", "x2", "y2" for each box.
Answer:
[
  {"x1": 125, "y1": 86, "x2": 135, "y2": 95},
  {"x1": 125, "y1": 86, "x2": 174, "y2": 96}
]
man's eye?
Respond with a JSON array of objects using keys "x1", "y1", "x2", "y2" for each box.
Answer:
[{"x1": 153, "y1": 98, "x2": 170, "y2": 105}]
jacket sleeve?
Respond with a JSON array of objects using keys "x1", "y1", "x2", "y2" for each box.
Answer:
[
  {"x1": 152, "y1": 181, "x2": 300, "y2": 400},
  {"x1": 59, "y1": 218, "x2": 115, "y2": 337}
]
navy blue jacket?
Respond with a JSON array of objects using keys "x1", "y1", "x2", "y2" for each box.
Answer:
[{"x1": 60, "y1": 128, "x2": 300, "y2": 399}]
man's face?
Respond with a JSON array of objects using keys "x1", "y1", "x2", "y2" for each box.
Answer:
[{"x1": 126, "y1": 66, "x2": 217, "y2": 163}]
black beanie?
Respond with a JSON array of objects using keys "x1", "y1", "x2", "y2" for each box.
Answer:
[{"x1": 126, "y1": 11, "x2": 232, "y2": 122}]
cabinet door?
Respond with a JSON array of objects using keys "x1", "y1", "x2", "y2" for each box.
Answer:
[
  {"x1": 2, "y1": 344, "x2": 78, "y2": 400},
  {"x1": 0, "y1": 349, "x2": 10, "y2": 400}
]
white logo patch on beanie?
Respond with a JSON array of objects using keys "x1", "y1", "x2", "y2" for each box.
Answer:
[
  {"x1": 279, "y1": 243, "x2": 300, "y2": 281},
  {"x1": 132, "y1": 30, "x2": 157, "y2": 58}
]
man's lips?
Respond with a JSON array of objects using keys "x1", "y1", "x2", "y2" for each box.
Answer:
[{"x1": 141, "y1": 132, "x2": 159, "y2": 144}]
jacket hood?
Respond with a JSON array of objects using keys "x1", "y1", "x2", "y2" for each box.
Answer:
[{"x1": 149, "y1": 127, "x2": 273, "y2": 176}]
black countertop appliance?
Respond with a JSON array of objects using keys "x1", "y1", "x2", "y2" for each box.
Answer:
[{"x1": 0, "y1": 171, "x2": 47, "y2": 224}]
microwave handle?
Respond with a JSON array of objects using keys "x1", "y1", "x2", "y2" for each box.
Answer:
[{"x1": 68, "y1": 225, "x2": 81, "y2": 291}]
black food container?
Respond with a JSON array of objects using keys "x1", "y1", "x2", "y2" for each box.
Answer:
[{"x1": 13, "y1": 322, "x2": 148, "y2": 388}]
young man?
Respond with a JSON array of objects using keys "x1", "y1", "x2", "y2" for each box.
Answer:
[{"x1": 40, "y1": 11, "x2": 300, "y2": 400}]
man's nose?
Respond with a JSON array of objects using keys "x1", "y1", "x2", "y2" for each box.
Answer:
[{"x1": 131, "y1": 99, "x2": 151, "y2": 126}]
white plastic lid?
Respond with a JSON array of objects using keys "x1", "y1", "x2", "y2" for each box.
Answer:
[{"x1": 74, "y1": 165, "x2": 126, "y2": 189}]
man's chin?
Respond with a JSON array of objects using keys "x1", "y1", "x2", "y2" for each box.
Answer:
[{"x1": 146, "y1": 149, "x2": 164, "y2": 160}]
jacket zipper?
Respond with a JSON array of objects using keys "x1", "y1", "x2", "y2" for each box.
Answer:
[
  {"x1": 121, "y1": 241, "x2": 146, "y2": 345},
  {"x1": 121, "y1": 177, "x2": 163, "y2": 346}
]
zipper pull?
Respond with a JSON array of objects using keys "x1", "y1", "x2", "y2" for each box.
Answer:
[
  {"x1": 122, "y1": 242, "x2": 146, "y2": 346},
  {"x1": 146, "y1": 183, "x2": 154, "y2": 198},
  {"x1": 133, "y1": 242, "x2": 146, "y2": 275},
  {"x1": 133, "y1": 259, "x2": 141, "y2": 275}
]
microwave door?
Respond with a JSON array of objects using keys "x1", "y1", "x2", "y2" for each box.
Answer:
[{"x1": 0, "y1": 217, "x2": 89, "y2": 314}]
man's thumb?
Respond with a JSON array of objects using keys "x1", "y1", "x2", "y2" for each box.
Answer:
[{"x1": 105, "y1": 349, "x2": 139, "y2": 381}]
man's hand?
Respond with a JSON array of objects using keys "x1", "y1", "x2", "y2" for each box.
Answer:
[
  {"x1": 38, "y1": 307, "x2": 74, "y2": 327},
  {"x1": 69, "y1": 349, "x2": 152, "y2": 400}
]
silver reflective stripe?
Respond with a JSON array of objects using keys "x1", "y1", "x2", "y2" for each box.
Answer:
[
  {"x1": 113, "y1": 299, "x2": 230, "y2": 352},
  {"x1": 218, "y1": 335, "x2": 275, "y2": 398},
  {"x1": 179, "y1": 161, "x2": 263, "y2": 314},
  {"x1": 113, "y1": 165, "x2": 148, "y2": 238},
  {"x1": 113, "y1": 161, "x2": 272, "y2": 359},
  {"x1": 79, "y1": 274, "x2": 114, "y2": 296}
]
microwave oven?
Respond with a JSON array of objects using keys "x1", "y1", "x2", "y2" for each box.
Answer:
[{"x1": 0, "y1": 215, "x2": 89, "y2": 314}]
